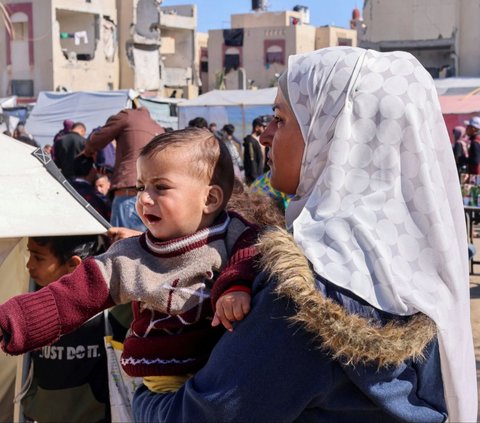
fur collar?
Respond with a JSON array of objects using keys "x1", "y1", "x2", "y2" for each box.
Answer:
[{"x1": 257, "y1": 227, "x2": 436, "y2": 367}]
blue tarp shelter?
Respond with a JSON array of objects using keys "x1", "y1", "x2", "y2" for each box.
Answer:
[{"x1": 177, "y1": 88, "x2": 276, "y2": 139}]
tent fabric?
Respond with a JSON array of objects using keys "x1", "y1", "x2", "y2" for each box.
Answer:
[
  {"x1": 178, "y1": 88, "x2": 277, "y2": 107},
  {"x1": 0, "y1": 135, "x2": 109, "y2": 245},
  {"x1": 438, "y1": 95, "x2": 480, "y2": 143},
  {"x1": 177, "y1": 88, "x2": 276, "y2": 138},
  {"x1": 25, "y1": 90, "x2": 132, "y2": 146}
]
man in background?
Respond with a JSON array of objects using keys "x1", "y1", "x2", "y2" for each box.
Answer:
[{"x1": 84, "y1": 100, "x2": 164, "y2": 230}]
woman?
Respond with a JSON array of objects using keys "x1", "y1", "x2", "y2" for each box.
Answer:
[
  {"x1": 133, "y1": 47, "x2": 476, "y2": 422},
  {"x1": 452, "y1": 125, "x2": 468, "y2": 173}
]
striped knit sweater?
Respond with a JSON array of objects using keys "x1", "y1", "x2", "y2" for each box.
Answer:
[{"x1": 0, "y1": 212, "x2": 258, "y2": 377}]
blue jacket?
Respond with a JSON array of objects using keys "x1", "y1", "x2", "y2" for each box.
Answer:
[{"x1": 133, "y1": 228, "x2": 447, "y2": 423}]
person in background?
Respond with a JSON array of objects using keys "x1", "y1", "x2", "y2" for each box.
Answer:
[
  {"x1": 188, "y1": 117, "x2": 208, "y2": 129},
  {"x1": 13, "y1": 123, "x2": 39, "y2": 148},
  {"x1": 243, "y1": 117, "x2": 267, "y2": 185},
  {"x1": 69, "y1": 155, "x2": 111, "y2": 222},
  {"x1": 84, "y1": 99, "x2": 164, "y2": 231},
  {"x1": 220, "y1": 124, "x2": 244, "y2": 180},
  {"x1": 466, "y1": 116, "x2": 480, "y2": 175},
  {"x1": 132, "y1": 47, "x2": 476, "y2": 423},
  {"x1": 42, "y1": 144, "x2": 53, "y2": 156},
  {"x1": 52, "y1": 119, "x2": 74, "y2": 161},
  {"x1": 208, "y1": 122, "x2": 217, "y2": 133},
  {"x1": 54, "y1": 122, "x2": 87, "y2": 179},
  {"x1": 95, "y1": 174, "x2": 111, "y2": 197},
  {"x1": 18, "y1": 235, "x2": 130, "y2": 423}
]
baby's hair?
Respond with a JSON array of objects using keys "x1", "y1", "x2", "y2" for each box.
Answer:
[
  {"x1": 140, "y1": 127, "x2": 234, "y2": 207},
  {"x1": 31, "y1": 235, "x2": 102, "y2": 264}
]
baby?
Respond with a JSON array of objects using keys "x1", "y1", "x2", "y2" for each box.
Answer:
[{"x1": 0, "y1": 127, "x2": 258, "y2": 393}]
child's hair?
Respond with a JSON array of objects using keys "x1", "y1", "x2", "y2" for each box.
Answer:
[
  {"x1": 140, "y1": 127, "x2": 234, "y2": 208},
  {"x1": 73, "y1": 155, "x2": 95, "y2": 177},
  {"x1": 31, "y1": 235, "x2": 103, "y2": 264}
]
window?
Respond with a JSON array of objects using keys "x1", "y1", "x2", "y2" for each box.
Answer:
[
  {"x1": 10, "y1": 11, "x2": 28, "y2": 40},
  {"x1": 337, "y1": 37, "x2": 352, "y2": 47},
  {"x1": 224, "y1": 47, "x2": 241, "y2": 73},
  {"x1": 264, "y1": 40, "x2": 285, "y2": 66}
]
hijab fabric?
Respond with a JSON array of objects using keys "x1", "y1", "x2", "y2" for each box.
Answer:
[{"x1": 283, "y1": 47, "x2": 476, "y2": 422}]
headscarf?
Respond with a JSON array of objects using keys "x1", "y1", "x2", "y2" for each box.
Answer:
[
  {"x1": 453, "y1": 125, "x2": 466, "y2": 142},
  {"x1": 63, "y1": 119, "x2": 74, "y2": 133},
  {"x1": 282, "y1": 47, "x2": 476, "y2": 422},
  {"x1": 453, "y1": 125, "x2": 469, "y2": 158}
]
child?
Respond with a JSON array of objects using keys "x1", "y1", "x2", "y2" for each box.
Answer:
[
  {"x1": 0, "y1": 127, "x2": 257, "y2": 394},
  {"x1": 20, "y1": 235, "x2": 131, "y2": 423}
]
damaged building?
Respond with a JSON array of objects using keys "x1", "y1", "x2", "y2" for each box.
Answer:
[
  {"x1": 0, "y1": 0, "x2": 119, "y2": 99},
  {"x1": 360, "y1": 0, "x2": 480, "y2": 78},
  {"x1": 117, "y1": 0, "x2": 201, "y2": 98}
]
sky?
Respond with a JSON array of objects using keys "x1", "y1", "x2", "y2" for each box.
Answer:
[{"x1": 161, "y1": 0, "x2": 361, "y2": 33}]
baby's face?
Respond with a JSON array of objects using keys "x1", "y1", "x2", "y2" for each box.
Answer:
[{"x1": 135, "y1": 149, "x2": 212, "y2": 241}]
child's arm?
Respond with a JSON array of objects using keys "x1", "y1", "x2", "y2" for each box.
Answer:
[
  {"x1": 211, "y1": 289, "x2": 251, "y2": 332},
  {"x1": 0, "y1": 257, "x2": 114, "y2": 355},
  {"x1": 210, "y1": 221, "x2": 259, "y2": 331}
]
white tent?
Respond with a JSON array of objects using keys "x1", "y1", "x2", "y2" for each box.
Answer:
[
  {"x1": 0, "y1": 134, "x2": 110, "y2": 421},
  {"x1": 25, "y1": 90, "x2": 135, "y2": 147},
  {"x1": 25, "y1": 90, "x2": 180, "y2": 146},
  {"x1": 178, "y1": 88, "x2": 277, "y2": 138}
]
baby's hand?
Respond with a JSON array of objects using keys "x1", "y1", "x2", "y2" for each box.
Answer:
[{"x1": 212, "y1": 291, "x2": 251, "y2": 332}]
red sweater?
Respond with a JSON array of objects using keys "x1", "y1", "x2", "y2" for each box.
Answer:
[{"x1": 0, "y1": 212, "x2": 257, "y2": 377}]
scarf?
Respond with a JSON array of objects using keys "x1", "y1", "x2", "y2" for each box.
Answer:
[{"x1": 283, "y1": 47, "x2": 476, "y2": 422}]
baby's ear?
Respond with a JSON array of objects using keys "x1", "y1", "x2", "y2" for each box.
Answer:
[
  {"x1": 204, "y1": 185, "x2": 224, "y2": 215},
  {"x1": 66, "y1": 255, "x2": 82, "y2": 273}
]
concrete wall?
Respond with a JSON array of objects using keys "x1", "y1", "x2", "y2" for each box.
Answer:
[
  {"x1": 316, "y1": 26, "x2": 357, "y2": 49},
  {"x1": 0, "y1": 0, "x2": 53, "y2": 97},
  {"x1": 0, "y1": 0, "x2": 119, "y2": 97},
  {"x1": 208, "y1": 23, "x2": 318, "y2": 90},
  {"x1": 363, "y1": 0, "x2": 456, "y2": 41},
  {"x1": 52, "y1": 0, "x2": 118, "y2": 92},
  {"x1": 231, "y1": 11, "x2": 304, "y2": 28},
  {"x1": 362, "y1": 0, "x2": 480, "y2": 77},
  {"x1": 117, "y1": 0, "x2": 135, "y2": 89},
  {"x1": 457, "y1": 0, "x2": 480, "y2": 76}
]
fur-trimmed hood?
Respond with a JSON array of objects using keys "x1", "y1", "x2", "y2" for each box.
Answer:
[{"x1": 257, "y1": 227, "x2": 437, "y2": 368}]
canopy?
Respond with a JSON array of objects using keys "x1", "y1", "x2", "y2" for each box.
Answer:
[
  {"x1": 438, "y1": 95, "x2": 480, "y2": 143},
  {"x1": 178, "y1": 88, "x2": 276, "y2": 138}
]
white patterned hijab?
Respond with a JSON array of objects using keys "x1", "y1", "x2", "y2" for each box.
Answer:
[{"x1": 283, "y1": 47, "x2": 476, "y2": 422}]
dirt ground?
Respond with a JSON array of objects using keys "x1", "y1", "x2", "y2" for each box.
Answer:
[{"x1": 470, "y1": 237, "x2": 480, "y2": 421}]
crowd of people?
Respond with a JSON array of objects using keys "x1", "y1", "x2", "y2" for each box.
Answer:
[{"x1": 0, "y1": 46, "x2": 477, "y2": 423}]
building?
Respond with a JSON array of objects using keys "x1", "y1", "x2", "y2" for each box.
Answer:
[
  {"x1": 0, "y1": 0, "x2": 119, "y2": 100},
  {"x1": 360, "y1": 0, "x2": 480, "y2": 78},
  {"x1": 117, "y1": 0, "x2": 201, "y2": 99},
  {"x1": 206, "y1": 7, "x2": 356, "y2": 91}
]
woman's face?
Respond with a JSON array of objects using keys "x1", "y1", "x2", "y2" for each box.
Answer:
[{"x1": 260, "y1": 89, "x2": 304, "y2": 195}]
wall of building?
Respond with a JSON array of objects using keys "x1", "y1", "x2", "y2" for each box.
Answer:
[
  {"x1": 208, "y1": 22, "x2": 317, "y2": 90},
  {"x1": 0, "y1": 0, "x2": 53, "y2": 98},
  {"x1": 197, "y1": 32, "x2": 208, "y2": 93},
  {"x1": 231, "y1": 10, "x2": 304, "y2": 29},
  {"x1": 315, "y1": 26, "x2": 357, "y2": 49},
  {"x1": 117, "y1": 0, "x2": 135, "y2": 90},
  {"x1": 52, "y1": 0, "x2": 119, "y2": 92},
  {"x1": 457, "y1": 0, "x2": 480, "y2": 76},
  {"x1": 362, "y1": 0, "x2": 480, "y2": 77},
  {"x1": 362, "y1": 0, "x2": 456, "y2": 41},
  {"x1": 0, "y1": 0, "x2": 119, "y2": 98}
]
